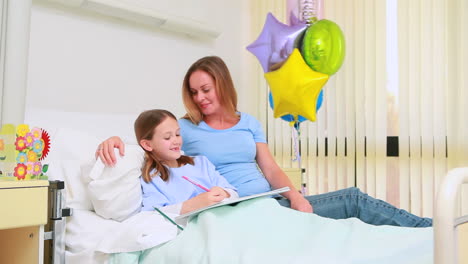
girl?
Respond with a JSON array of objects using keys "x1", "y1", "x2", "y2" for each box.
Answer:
[{"x1": 135, "y1": 109, "x2": 238, "y2": 215}]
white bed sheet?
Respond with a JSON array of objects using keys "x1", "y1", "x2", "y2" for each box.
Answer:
[
  {"x1": 65, "y1": 209, "x2": 114, "y2": 263},
  {"x1": 66, "y1": 208, "x2": 178, "y2": 262}
]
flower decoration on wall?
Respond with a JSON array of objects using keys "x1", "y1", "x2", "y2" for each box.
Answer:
[
  {"x1": 14, "y1": 163, "x2": 27, "y2": 180},
  {"x1": 2, "y1": 124, "x2": 51, "y2": 181},
  {"x1": 16, "y1": 124, "x2": 29, "y2": 137},
  {"x1": 40, "y1": 130, "x2": 51, "y2": 160},
  {"x1": 15, "y1": 136, "x2": 27, "y2": 151}
]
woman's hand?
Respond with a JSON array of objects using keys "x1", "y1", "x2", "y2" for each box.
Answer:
[
  {"x1": 95, "y1": 136, "x2": 125, "y2": 166},
  {"x1": 289, "y1": 195, "x2": 313, "y2": 213},
  {"x1": 255, "y1": 143, "x2": 313, "y2": 213},
  {"x1": 181, "y1": 187, "x2": 229, "y2": 214}
]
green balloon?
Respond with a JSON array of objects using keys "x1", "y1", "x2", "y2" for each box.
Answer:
[{"x1": 301, "y1": 19, "x2": 345, "y2": 75}]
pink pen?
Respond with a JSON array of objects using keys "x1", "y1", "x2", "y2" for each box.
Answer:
[{"x1": 182, "y1": 176, "x2": 210, "y2": 192}]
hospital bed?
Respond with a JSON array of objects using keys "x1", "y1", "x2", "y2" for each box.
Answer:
[{"x1": 25, "y1": 109, "x2": 467, "y2": 264}]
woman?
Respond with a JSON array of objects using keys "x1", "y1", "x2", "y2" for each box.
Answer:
[{"x1": 97, "y1": 56, "x2": 431, "y2": 227}]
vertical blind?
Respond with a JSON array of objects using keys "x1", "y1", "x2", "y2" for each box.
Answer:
[
  {"x1": 249, "y1": 0, "x2": 467, "y2": 217},
  {"x1": 445, "y1": 0, "x2": 468, "y2": 217},
  {"x1": 397, "y1": 0, "x2": 468, "y2": 217}
]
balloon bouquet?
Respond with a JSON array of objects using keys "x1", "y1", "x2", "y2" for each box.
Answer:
[
  {"x1": 246, "y1": 3, "x2": 345, "y2": 189},
  {"x1": 246, "y1": 6, "x2": 345, "y2": 129}
]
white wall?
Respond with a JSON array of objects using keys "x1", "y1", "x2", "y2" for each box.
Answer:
[{"x1": 26, "y1": 0, "x2": 254, "y2": 122}]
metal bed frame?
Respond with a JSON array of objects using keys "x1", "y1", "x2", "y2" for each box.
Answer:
[
  {"x1": 44, "y1": 180, "x2": 72, "y2": 264},
  {"x1": 434, "y1": 167, "x2": 468, "y2": 264}
]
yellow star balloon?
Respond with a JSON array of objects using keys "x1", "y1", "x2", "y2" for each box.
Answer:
[{"x1": 264, "y1": 49, "x2": 329, "y2": 122}]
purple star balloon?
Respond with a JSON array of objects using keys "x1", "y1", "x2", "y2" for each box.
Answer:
[{"x1": 246, "y1": 12, "x2": 307, "y2": 73}]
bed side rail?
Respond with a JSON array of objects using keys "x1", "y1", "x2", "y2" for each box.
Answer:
[
  {"x1": 44, "y1": 180, "x2": 72, "y2": 264},
  {"x1": 434, "y1": 167, "x2": 468, "y2": 264}
]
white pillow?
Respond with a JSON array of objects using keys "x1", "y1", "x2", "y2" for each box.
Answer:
[
  {"x1": 83, "y1": 145, "x2": 145, "y2": 222},
  {"x1": 44, "y1": 127, "x2": 101, "y2": 161},
  {"x1": 47, "y1": 159, "x2": 94, "y2": 211},
  {"x1": 43, "y1": 127, "x2": 101, "y2": 211}
]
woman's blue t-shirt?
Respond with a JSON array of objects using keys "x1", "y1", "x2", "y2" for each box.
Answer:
[{"x1": 179, "y1": 112, "x2": 271, "y2": 197}]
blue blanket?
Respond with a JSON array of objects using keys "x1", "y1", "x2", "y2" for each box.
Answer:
[{"x1": 110, "y1": 198, "x2": 433, "y2": 264}]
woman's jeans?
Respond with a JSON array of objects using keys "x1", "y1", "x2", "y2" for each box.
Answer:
[{"x1": 276, "y1": 187, "x2": 432, "y2": 227}]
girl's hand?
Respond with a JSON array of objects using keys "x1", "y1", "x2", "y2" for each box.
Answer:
[
  {"x1": 194, "y1": 187, "x2": 228, "y2": 205},
  {"x1": 208, "y1": 186, "x2": 230, "y2": 199},
  {"x1": 181, "y1": 187, "x2": 229, "y2": 214},
  {"x1": 95, "y1": 136, "x2": 125, "y2": 166},
  {"x1": 290, "y1": 195, "x2": 313, "y2": 213}
]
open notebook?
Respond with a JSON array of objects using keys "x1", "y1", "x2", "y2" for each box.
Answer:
[{"x1": 175, "y1": 187, "x2": 290, "y2": 221}]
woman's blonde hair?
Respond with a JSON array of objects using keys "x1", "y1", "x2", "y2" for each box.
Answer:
[
  {"x1": 181, "y1": 56, "x2": 238, "y2": 124},
  {"x1": 134, "y1": 109, "x2": 194, "y2": 183}
]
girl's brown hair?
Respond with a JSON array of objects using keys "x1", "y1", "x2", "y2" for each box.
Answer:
[
  {"x1": 181, "y1": 56, "x2": 238, "y2": 124},
  {"x1": 134, "y1": 109, "x2": 194, "y2": 183}
]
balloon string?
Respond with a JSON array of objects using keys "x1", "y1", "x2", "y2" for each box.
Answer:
[
  {"x1": 291, "y1": 125, "x2": 301, "y2": 164},
  {"x1": 301, "y1": 0, "x2": 318, "y2": 25},
  {"x1": 291, "y1": 125, "x2": 306, "y2": 195}
]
